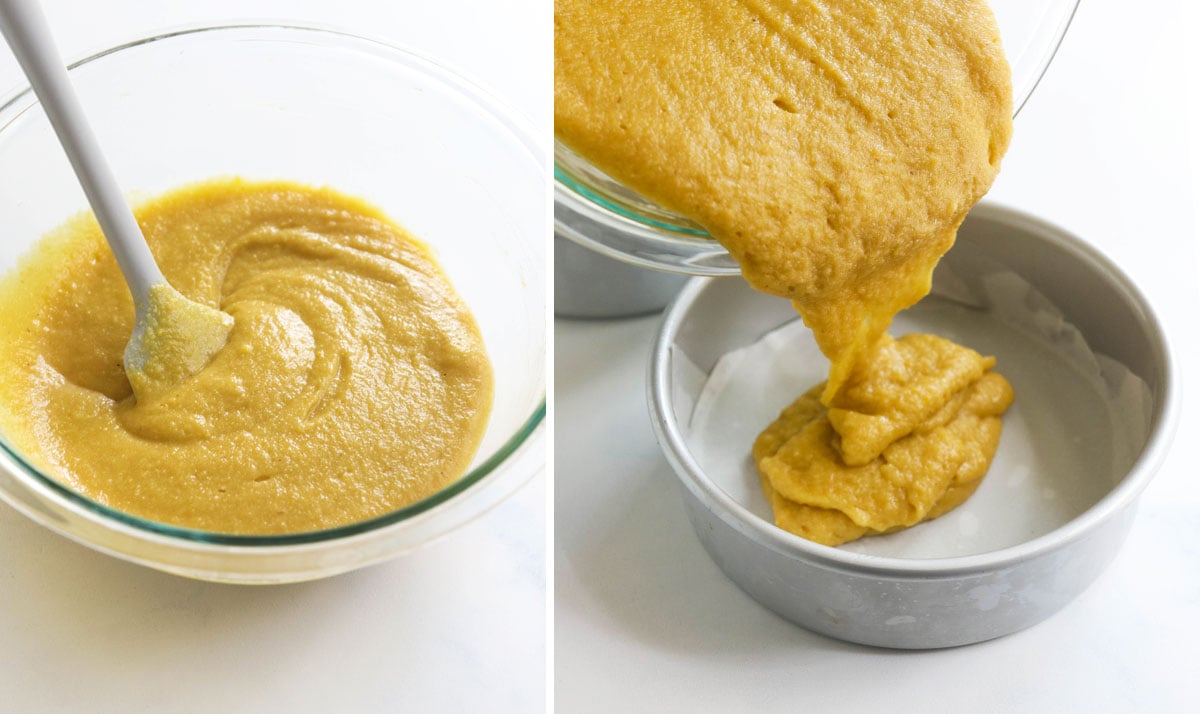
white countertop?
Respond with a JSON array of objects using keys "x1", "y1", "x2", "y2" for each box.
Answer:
[
  {"x1": 0, "y1": 2, "x2": 546, "y2": 713},
  {"x1": 556, "y1": 1, "x2": 1200, "y2": 712}
]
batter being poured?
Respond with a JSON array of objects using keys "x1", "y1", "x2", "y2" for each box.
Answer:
[{"x1": 556, "y1": 0, "x2": 1014, "y2": 544}]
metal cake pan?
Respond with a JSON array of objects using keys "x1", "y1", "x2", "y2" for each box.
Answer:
[{"x1": 648, "y1": 202, "x2": 1177, "y2": 648}]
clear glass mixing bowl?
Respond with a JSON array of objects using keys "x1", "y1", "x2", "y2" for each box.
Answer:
[
  {"x1": 554, "y1": 0, "x2": 1081, "y2": 274},
  {"x1": 0, "y1": 25, "x2": 546, "y2": 583}
]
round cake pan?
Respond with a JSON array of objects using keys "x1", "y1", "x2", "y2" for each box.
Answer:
[{"x1": 648, "y1": 202, "x2": 1176, "y2": 648}]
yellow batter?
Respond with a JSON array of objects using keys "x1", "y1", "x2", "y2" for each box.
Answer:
[
  {"x1": 556, "y1": 0, "x2": 1014, "y2": 544},
  {"x1": 753, "y1": 335, "x2": 1013, "y2": 546},
  {"x1": 0, "y1": 179, "x2": 493, "y2": 534}
]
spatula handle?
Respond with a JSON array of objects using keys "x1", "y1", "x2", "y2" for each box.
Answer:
[{"x1": 0, "y1": 0, "x2": 163, "y2": 300}]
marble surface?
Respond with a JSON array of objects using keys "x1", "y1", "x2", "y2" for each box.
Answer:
[
  {"x1": 556, "y1": 0, "x2": 1199, "y2": 711},
  {"x1": 0, "y1": 1, "x2": 546, "y2": 712}
]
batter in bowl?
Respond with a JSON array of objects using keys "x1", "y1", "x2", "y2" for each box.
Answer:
[
  {"x1": 0, "y1": 179, "x2": 493, "y2": 534},
  {"x1": 556, "y1": 0, "x2": 1014, "y2": 544}
]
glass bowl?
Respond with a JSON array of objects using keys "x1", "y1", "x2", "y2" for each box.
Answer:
[
  {"x1": 0, "y1": 25, "x2": 546, "y2": 583},
  {"x1": 554, "y1": 0, "x2": 1081, "y2": 275}
]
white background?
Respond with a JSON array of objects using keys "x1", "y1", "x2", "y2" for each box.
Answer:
[
  {"x1": 5, "y1": 1, "x2": 1200, "y2": 712},
  {"x1": 556, "y1": 0, "x2": 1200, "y2": 712},
  {"x1": 0, "y1": 1, "x2": 547, "y2": 713}
]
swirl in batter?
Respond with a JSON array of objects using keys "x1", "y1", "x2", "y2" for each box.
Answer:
[{"x1": 0, "y1": 179, "x2": 493, "y2": 534}]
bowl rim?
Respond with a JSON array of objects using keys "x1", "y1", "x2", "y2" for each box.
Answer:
[
  {"x1": 0, "y1": 22, "x2": 547, "y2": 547},
  {"x1": 649, "y1": 201, "x2": 1178, "y2": 579}
]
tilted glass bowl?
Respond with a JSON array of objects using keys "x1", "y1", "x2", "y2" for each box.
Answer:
[
  {"x1": 0, "y1": 24, "x2": 546, "y2": 583},
  {"x1": 554, "y1": 0, "x2": 1081, "y2": 274}
]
